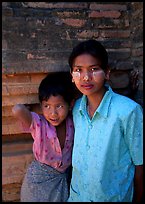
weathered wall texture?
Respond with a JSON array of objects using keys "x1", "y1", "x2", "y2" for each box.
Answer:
[{"x1": 2, "y1": 2, "x2": 143, "y2": 202}]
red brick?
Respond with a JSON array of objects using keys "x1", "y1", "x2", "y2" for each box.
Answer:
[
  {"x1": 6, "y1": 84, "x2": 38, "y2": 96},
  {"x1": 95, "y1": 19, "x2": 129, "y2": 29},
  {"x1": 2, "y1": 7, "x2": 13, "y2": 16},
  {"x1": 2, "y1": 153, "x2": 33, "y2": 185},
  {"x1": 56, "y1": 11, "x2": 81, "y2": 18},
  {"x1": 2, "y1": 104, "x2": 41, "y2": 118},
  {"x1": 61, "y1": 19, "x2": 86, "y2": 27},
  {"x1": 2, "y1": 85, "x2": 9, "y2": 96},
  {"x1": 89, "y1": 11, "x2": 121, "y2": 18},
  {"x1": 2, "y1": 39, "x2": 8, "y2": 49},
  {"x1": 107, "y1": 48, "x2": 130, "y2": 52},
  {"x1": 2, "y1": 119, "x2": 23, "y2": 135},
  {"x1": 132, "y1": 48, "x2": 143, "y2": 57},
  {"x1": 27, "y1": 53, "x2": 50, "y2": 60},
  {"x1": 90, "y1": 3, "x2": 127, "y2": 11},
  {"x1": 30, "y1": 73, "x2": 47, "y2": 83},
  {"x1": 2, "y1": 84, "x2": 39, "y2": 97},
  {"x1": 2, "y1": 74, "x2": 31, "y2": 84},
  {"x1": 2, "y1": 94, "x2": 39, "y2": 107},
  {"x1": 120, "y1": 40, "x2": 131, "y2": 48},
  {"x1": 109, "y1": 71, "x2": 129, "y2": 88},
  {"x1": 3, "y1": 60, "x2": 70, "y2": 74},
  {"x1": 2, "y1": 106, "x2": 14, "y2": 117},
  {"x1": 2, "y1": 142, "x2": 33, "y2": 158},
  {"x1": 101, "y1": 30, "x2": 130, "y2": 38},
  {"x1": 25, "y1": 2, "x2": 88, "y2": 9},
  {"x1": 125, "y1": 19, "x2": 130, "y2": 27},
  {"x1": 116, "y1": 61, "x2": 133, "y2": 70},
  {"x1": 77, "y1": 30, "x2": 99, "y2": 39},
  {"x1": 2, "y1": 183, "x2": 21, "y2": 202}
]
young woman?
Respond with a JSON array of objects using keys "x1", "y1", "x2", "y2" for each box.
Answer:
[{"x1": 67, "y1": 40, "x2": 143, "y2": 202}]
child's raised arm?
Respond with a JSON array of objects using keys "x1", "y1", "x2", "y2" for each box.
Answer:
[{"x1": 12, "y1": 104, "x2": 32, "y2": 129}]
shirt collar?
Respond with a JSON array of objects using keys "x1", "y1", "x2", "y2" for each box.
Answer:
[{"x1": 79, "y1": 85, "x2": 113, "y2": 118}]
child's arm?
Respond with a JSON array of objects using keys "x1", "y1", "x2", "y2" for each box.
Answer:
[
  {"x1": 12, "y1": 104, "x2": 32, "y2": 129},
  {"x1": 132, "y1": 165, "x2": 143, "y2": 203}
]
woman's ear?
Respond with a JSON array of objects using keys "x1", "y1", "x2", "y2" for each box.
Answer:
[{"x1": 105, "y1": 66, "x2": 110, "y2": 80}]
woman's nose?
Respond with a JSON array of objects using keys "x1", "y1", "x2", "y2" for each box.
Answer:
[{"x1": 82, "y1": 72, "x2": 91, "y2": 81}]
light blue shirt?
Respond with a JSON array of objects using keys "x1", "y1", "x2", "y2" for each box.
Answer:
[{"x1": 68, "y1": 86, "x2": 143, "y2": 202}]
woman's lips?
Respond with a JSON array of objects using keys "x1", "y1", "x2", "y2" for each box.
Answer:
[{"x1": 81, "y1": 84, "x2": 94, "y2": 90}]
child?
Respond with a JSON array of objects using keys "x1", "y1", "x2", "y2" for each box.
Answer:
[
  {"x1": 12, "y1": 72, "x2": 75, "y2": 202},
  {"x1": 67, "y1": 40, "x2": 143, "y2": 202}
]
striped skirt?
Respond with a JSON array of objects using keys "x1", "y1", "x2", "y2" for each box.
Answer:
[{"x1": 20, "y1": 160, "x2": 70, "y2": 202}]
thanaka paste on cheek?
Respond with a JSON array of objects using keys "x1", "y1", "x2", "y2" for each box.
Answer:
[
  {"x1": 93, "y1": 70, "x2": 105, "y2": 82},
  {"x1": 72, "y1": 72, "x2": 80, "y2": 84}
]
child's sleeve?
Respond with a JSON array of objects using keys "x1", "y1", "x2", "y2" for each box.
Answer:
[
  {"x1": 124, "y1": 104, "x2": 143, "y2": 165},
  {"x1": 21, "y1": 112, "x2": 41, "y2": 140}
]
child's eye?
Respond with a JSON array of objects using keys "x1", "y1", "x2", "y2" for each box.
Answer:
[
  {"x1": 44, "y1": 105, "x2": 50, "y2": 108},
  {"x1": 56, "y1": 105, "x2": 63, "y2": 109}
]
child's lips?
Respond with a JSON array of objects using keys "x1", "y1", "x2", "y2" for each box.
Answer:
[{"x1": 50, "y1": 118, "x2": 59, "y2": 123}]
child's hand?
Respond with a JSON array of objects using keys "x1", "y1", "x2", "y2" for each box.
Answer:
[
  {"x1": 25, "y1": 104, "x2": 32, "y2": 111},
  {"x1": 12, "y1": 104, "x2": 26, "y2": 116},
  {"x1": 12, "y1": 104, "x2": 32, "y2": 115},
  {"x1": 12, "y1": 104, "x2": 32, "y2": 128}
]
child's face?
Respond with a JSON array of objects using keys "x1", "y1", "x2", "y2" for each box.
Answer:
[
  {"x1": 41, "y1": 95, "x2": 69, "y2": 126},
  {"x1": 71, "y1": 54, "x2": 109, "y2": 96}
]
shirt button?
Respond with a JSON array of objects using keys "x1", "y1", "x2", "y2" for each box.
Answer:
[
  {"x1": 89, "y1": 124, "x2": 92, "y2": 128},
  {"x1": 83, "y1": 184, "x2": 87, "y2": 189},
  {"x1": 86, "y1": 145, "x2": 90, "y2": 151}
]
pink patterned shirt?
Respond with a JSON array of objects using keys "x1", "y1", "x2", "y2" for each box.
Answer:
[{"x1": 23, "y1": 112, "x2": 74, "y2": 172}]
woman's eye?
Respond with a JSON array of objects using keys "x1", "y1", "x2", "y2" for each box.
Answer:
[
  {"x1": 91, "y1": 67, "x2": 100, "y2": 71},
  {"x1": 74, "y1": 68, "x2": 81, "y2": 72}
]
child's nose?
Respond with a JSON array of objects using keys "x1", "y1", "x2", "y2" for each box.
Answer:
[{"x1": 50, "y1": 108, "x2": 57, "y2": 115}]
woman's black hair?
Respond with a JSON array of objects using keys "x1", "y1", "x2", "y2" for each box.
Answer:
[
  {"x1": 39, "y1": 72, "x2": 76, "y2": 104},
  {"x1": 69, "y1": 39, "x2": 108, "y2": 71}
]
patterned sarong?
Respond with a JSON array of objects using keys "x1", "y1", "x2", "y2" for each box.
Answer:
[{"x1": 21, "y1": 160, "x2": 69, "y2": 202}]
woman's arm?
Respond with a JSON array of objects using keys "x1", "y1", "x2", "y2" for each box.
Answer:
[
  {"x1": 132, "y1": 165, "x2": 143, "y2": 203},
  {"x1": 12, "y1": 104, "x2": 32, "y2": 129}
]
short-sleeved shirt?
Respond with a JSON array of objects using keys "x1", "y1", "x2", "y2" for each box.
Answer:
[
  {"x1": 68, "y1": 86, "x2": 143, "y2": 202},
  {"x1": 23, "y1": 112, "x2": 74, "y2": 173}
]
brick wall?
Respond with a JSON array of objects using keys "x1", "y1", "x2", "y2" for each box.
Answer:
[
  {"x1": 130, "y1": 2, "x2": 143, "y2": 105},
  {"x1": 2, "y1": 2, "x2": 143, "y2": 202}
]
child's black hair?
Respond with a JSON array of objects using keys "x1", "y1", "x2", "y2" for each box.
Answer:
[
  {"x1": 39, "y1": 72, "x2": 76, "y2": 104},
  {"x1": 69, "y1": 39, "x2": 108, "y2": 71}
]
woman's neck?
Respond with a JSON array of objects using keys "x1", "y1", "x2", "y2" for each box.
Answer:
[{"x1": 87, "y1": 87, "x2": 106, "y2": 118}]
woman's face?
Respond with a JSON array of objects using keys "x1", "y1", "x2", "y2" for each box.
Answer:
[{"x1": 71, "y1": 54, "x2": 109, "y2": 96}]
